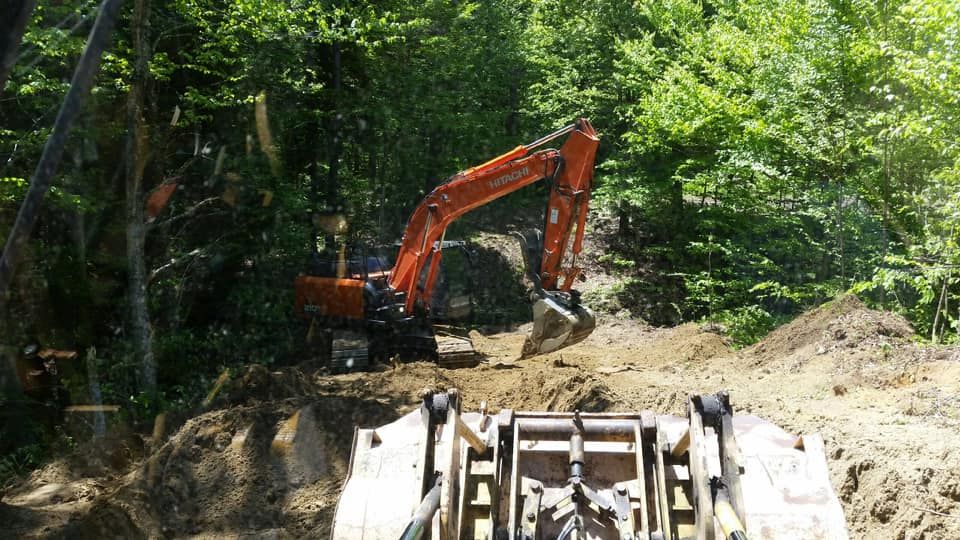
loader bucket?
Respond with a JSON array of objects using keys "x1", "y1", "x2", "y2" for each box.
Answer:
[
  {"x1": 331, "y1": 389, "x2": 849, "y2": 539},
  {"x1": 521, "y1": 295, "x2": 596, "y2": 358}
]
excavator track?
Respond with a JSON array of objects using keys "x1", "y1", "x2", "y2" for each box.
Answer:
[
  {"x1": 435, "y1": 334, "x2": 480, "y2": 369},
  {"x1": 323, "y1": 328, "x2": 478, "y2": 372}
]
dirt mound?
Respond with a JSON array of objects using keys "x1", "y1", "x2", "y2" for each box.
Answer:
[
  {"x1": 831, "y1": 443, "x2": 960, "y2": 539},
  {"x1": 1, "y1": 359, "x2": 628, "y2": 538},
  {"x1": 111, "y1": 393, "x2": 398, "y2": 538},
  {"x1": 538, "y1": 373, "x2": 619, "y2": 412},
  {"x1": 455, "y1": 364, "x2": 625, "y2": 413},
  {"x1": 1, "y1": 376, "x2": 404, "y2": 539},
  {"x1": 18, "y1": 429, "x2": 143, "y2": 488},
  {"x1": 469, "y1": 231, "x2": 531, "y2": 326},
  {"x1": 584, "y1": 322, "x2": 731, "y2": 369},
  {"x1": 748, "y1": 295, "x2": 914, "y2": 363},
  {"x1": 643, "y1": 324, "x2": 732, "y2": 364}
]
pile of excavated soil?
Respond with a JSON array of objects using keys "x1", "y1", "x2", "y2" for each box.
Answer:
[
  {"x1": 318, "y1": 361, "x2": 628, "y2": 415},
  {"x1": 3, "y1": 295, "x2": 959, "y2": 538},
  {"x1": 626, "y1": 322, "x2": 732, "y2": 365},
  {"x1": 723, "y1": 298, "x2": 959, "y2": 538},
  {"x1": 0, "y1": 362, "x2": 630, "y2": 538},
  {"x1": 748, "y1": 294, "x2": 914, "y2": 363},
  {"x1": 466, "y1": 231, "x2": 531, "y2": 326},
  {"x1": 1, "y1": 393, "x2": 386, "y2": 538},
  {"x1": 742, "y1": 295, "x2": 959, "y2": 394}
]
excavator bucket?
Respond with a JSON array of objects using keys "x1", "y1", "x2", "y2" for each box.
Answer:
[
  {"x1": 516, "y1": 229, "x2": 597, "y2": 358},
  {"x1": 521, "y1": 295, "x2": 596, "y2": 358}
]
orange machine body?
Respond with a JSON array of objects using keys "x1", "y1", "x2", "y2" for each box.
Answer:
[{"x1": 293, "y1": 276, "x2": 366, "y2": 321}]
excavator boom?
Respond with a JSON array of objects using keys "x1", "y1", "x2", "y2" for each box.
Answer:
[{"x1": 389, "y1": 119, "x2": 600, "y2": 358}]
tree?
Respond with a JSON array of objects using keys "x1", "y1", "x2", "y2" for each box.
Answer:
[
  {"x1": 125, "y1": 0, "x2": 155, "y2": 395},
  {"x1": 0, "y1": 0, "x2": 37, "y2": 91}
]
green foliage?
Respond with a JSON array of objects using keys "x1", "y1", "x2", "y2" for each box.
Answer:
[
  {"x1": 583, "y1": 277, "x2": 682, "y2": 324},
  {"x1": 529, "y1": 0, "x2": 958, "y2": 342},
  {"x1": 0, "y1": 443, "x2": 46, "y2": 490},
  {"x1": 597, "y1": 253, "x2": 635, "y2": 270},
  {"x1": 707, "y1": 305, "x2": 784, "y2": 348},
  {"x1": 852, "y1": 253, "x2": 958, "y2": 342},
  {"x1": 583, "y1": 280, "x2": 643, "y2": 316}
]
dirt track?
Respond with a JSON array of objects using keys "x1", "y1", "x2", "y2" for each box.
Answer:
[{"x1": 2, "y1": 296, "x2": 959, "y2": 539}]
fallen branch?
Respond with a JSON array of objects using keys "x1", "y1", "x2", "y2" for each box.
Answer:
[
  {"x1": 148, "y1": 247, "x2": 207, "y2": 283},
  {"x1": 150, "y1": 196, "x2": 221, "y2": 229},
  {"x1": 911, "y1": 506, "x2": 960, "y2": 519}
]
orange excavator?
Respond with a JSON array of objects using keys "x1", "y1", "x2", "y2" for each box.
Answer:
[{"x1": 294, "y1": 119, "x2": 600, "y2": 368}]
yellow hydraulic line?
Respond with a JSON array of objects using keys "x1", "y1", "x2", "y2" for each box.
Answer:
[{"x1": 714, "y1": 496, "x2": 748, "y2": 540}]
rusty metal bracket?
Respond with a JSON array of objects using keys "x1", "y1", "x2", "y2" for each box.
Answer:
[
  {"x1": 574, "y1": 477, "x2": 615, "y2": 516},
  {"x1": 519, "y1": 478, "x2": 544, "y2": 539},
  {"x1": 688, "y1": 396, "x2": 715, "y2": 540},
  {"x1": 613, "y1": 482, "x2": 637, "y2": 540}
]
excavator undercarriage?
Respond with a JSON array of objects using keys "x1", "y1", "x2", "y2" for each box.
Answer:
[{"x1": 331, "y1": 389, "x2": 847, "y2": 539}]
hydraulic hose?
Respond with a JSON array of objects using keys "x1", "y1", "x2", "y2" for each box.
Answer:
[
  {"x1": 714, "y1": 487, "x2": 748, "y2": 540},
  {"x1": 399, "y1": 477, "x2": 443, "y2": 540}
]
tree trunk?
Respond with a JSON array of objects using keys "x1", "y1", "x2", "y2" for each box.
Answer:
[
  {"x1": 327, "y1": 41, "x2": 342, "y2": 209},
  {"x1": 0, "y1": 0, "x2": 36, "y2": 92},
  {"x1": 0, "y1": 0, "x2": 123, "y2": 308},
  {"x1": 835, "y1": 176, "x2": 845, "y2": 283},
  {"x1": 85, "y1": 347, "x2": 106, "y2": 438},
  {"x1": 69, "y1": 205, "x2": 95, "y2": 345},
  {"x1": 125, "y1": 0, "x2": 155, "y2": 394},
  {"x1": 670, "y1": 179, "x2": 684, "y2": 239},
  {"x1": 617, "y1": 201, "x2": 630, "y2": 238}
]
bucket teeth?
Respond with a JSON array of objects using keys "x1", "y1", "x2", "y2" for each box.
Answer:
[{"x1": 521, "y1": 296, "x2": 596, "y2": 358}]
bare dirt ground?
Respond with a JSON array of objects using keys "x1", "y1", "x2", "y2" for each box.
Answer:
[{"x1": 2, "y1": 295, "x2": 959, "y2": 539}]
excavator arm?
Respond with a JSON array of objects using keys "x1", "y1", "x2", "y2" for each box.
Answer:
[{"x1": 388, "y1": 119, "x2": 600, "y2": 357}]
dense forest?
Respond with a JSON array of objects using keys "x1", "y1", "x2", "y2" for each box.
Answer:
[{"x1": 1, "y1": 0, "x2": 958, "y2": 475}]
